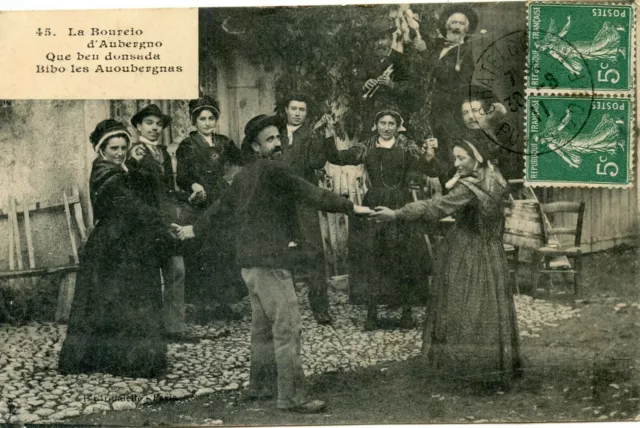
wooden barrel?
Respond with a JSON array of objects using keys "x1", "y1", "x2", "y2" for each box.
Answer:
[{"x1": 503, "y1": 200, "x2": 545, "y2": 249}]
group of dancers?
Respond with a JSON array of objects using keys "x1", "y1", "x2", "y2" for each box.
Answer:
[{"x1": 57, "y1": 3, "x2": 523, "y2": 413}]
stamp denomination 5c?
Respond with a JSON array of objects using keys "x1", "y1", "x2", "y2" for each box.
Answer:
[
  {"x1": 526, "y1": 95, "x2": 632, "y2": 187},
  {"x1": 528, "y1": 3, "x2": 634, "y2": 93}
]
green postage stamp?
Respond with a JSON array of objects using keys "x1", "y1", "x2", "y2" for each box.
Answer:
[
  {"x1": 526, "y1": 96, "x2": 632, "y2": 187},
  {"x1": 528, "y1": 3, "x2": 634, "y2": 92}
]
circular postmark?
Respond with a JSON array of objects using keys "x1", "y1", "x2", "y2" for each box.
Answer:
[{"x1": 469, "y1": 30, "x2": 596, "y2": 157}]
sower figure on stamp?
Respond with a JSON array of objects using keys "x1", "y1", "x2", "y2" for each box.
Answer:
[
  {"x1": 277, "y1": 93, "x2": 333, "y2": 325},
  {"x1": 130, "y1": 104, "x2": 191, "y2": 342},
  {"x1": 173, "y1": 114, "x2": 372, "y2": 413},
  {"x1": 176, "y1": 96, "x2": 245, "y2": 322},
  {"x1": 429, "y1": 5, "x2": 478, "y2": 166}
]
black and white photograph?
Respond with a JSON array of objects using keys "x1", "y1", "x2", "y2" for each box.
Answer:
[{"x1": 0, "y1": 1, "x2": 638, "y2": 426}]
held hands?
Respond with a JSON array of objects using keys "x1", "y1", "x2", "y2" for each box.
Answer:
[
  {"x1": 353, "y1": 205, "x2": 374, "y2": 216},
  {"x1": 352, "y1": 205, "x2": 397, "y2": 223},
  {"x1": 369, "y1": 206, "x2": 397, "y2": 223},
  {"x1": 170, "y1": 223, "x2": 195, "y2": 241}
]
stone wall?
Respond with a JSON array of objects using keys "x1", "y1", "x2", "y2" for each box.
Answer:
[{"x1": 0, "y1": 100, "x2": 109, "y2": 271}]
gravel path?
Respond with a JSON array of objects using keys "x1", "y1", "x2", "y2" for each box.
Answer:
[{"x1": 0, "y1": 286, "x2": 584, "y2": 424}]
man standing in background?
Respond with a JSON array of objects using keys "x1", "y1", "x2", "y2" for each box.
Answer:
[
  {"x1": 429, "y1": 4, "x2": 479, "y2": 165},
  {"x1": 130, "y1": 104, "x2": 191, "y2": 341},
  {"x1": 279, "y1": 93, "x2": 333, "y2": 325}
]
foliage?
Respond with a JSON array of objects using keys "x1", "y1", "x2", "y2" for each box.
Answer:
[{"x1": 208, "y1": 5, "x2": 442, "y2": 120}]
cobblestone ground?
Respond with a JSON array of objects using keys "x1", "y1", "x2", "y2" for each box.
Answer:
[{"x1": 0, "y1": 286, "x2": 588, "y2": 424}]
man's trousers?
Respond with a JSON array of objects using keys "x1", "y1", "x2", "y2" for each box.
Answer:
[
  {"x1": 241, "y1": 267, "x2": 308, "y2": 409},
  {"x1": 161, "y1": 255, "x2": 185, "y2": 334}
]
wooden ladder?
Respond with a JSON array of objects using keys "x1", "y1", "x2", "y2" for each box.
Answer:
[{"x1": 1, "y1": 185, "x2": 87, "y2": 322}]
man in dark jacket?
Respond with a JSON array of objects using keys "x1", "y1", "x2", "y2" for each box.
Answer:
[
  {"x1": 173, "y1": 114, "x2": 371, "y2": 413},
  {"x1": 279, "y1": 93, "x2": 333, "y2": 325},
  {"x1": 130, "y1": 104, "x2": 191, "y2": 341},
  {"x1": 430, "y1": 4, "x2": 479, "y2": 166}
]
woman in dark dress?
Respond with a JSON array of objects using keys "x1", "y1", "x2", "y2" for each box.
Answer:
[
  {"x1": 325, "y1": 110, "x2": 445, "y2": 331},
  {"x1": 371, "y1": 140, "x2": 523, "y2": 390},
  {"x1": 175, "y1": 96, "x2": 244, "y2": 321},
  {"x1": 58, "y1": 119, "x2": 174, "y2": 378}
]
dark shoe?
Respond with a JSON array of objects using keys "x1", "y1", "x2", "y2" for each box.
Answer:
[
  {"x1": 364, "y1": 305, "x2": 378, "y2": 331},
  {"x1": 282, "y1": 399, "x2": 327, "y2": 414},
  {"x1": 243, "y1": 390, "x2": 274, "y2": 402},
  {"x1": 313, "y1": 311, "x2": 332, "y2": 325},
  {"x1": 399, "y1": 309, "x2": 415, "y2": 329},
  {"x1": 364, "y1": 316, "x2": 378, "y2": 331}
]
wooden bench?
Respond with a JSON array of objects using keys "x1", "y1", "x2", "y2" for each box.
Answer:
[{"x1": 0, "y1": 186, "x2": 87, "y2": 322}]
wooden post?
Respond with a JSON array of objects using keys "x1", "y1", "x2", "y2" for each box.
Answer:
[
  {"x1": 21, "y1": 197, "x2": 35, "y2": 270},
  {"x1": 9, "y1": 197, "x2": 23, "y2": 271},
  {"x1": 71, "y1": 186, "x2": 88, "y2": 244},
  {"x1": 21, "y1": 196, "x2": 37, "y2": 287},
  {"x1": 56, "y1": 191, "x2": 80, "y2": 323},
  {"x1": 63, "y1": 191, "x2": 79, "y2": 265},
  {"x1": 56, "y1": 271, "x2": 77, "y2": 323},
  {"x1": 7, "y1": 196, "x2": 15, "y2": 289}
]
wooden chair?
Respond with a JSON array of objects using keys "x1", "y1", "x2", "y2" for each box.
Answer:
[
  {"x1": 503, "y1": 243, "x2": 520, "y2": 294},
  {"x1": 532, "y1": 201, "x2": 586, "y2": 297}
]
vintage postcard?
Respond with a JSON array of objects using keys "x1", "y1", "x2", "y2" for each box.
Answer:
[{"x1": 0, "y1": 1, "x2": 638, "y2": 426}]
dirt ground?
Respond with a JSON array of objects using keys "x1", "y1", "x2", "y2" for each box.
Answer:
[{"x1": 65, "y1": 246, "x2": 639, "y2": 426}]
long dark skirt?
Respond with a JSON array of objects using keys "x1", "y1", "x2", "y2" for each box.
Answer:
[
  {"x1": 348, "y1": 187, "x2": 431, "y2": 307},
  {"x1": 421, "y1": 225, "x2": 522, "y2": 389},
  {"x1": 58, "y1": 225, "x2": 167, "y2": 378}
]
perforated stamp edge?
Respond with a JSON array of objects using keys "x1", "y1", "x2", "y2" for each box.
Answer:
[
  {"x1": 522, "y1": 93, "x2": 635, "y2": 189},
  {"x1": 525, "y1": 1, "x2": 636, "y2": 97}
]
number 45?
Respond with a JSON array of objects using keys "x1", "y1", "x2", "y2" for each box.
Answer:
[{"x1": 596, "y1": 156, "x2": 619, "y2": 177}]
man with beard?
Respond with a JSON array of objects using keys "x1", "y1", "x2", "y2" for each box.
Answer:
[
  {"x1": 357, "y1": 28, "x2": 425, "y2": 135},
  {"x1": 173, "y1": 114, "x2": 372, "y2": 413},
  {"x1": 458, "y1": 87, "x2": 523, "y2": 180},
  {"x1": 278, "y1": 93, "x2": 333, "y2": 325},
  {"x1": 429, "y1": 5, "x2": 479, "y2": 165},
  {"x1": 130, "y1": 104, "x2": 191, "y2": 341}
]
